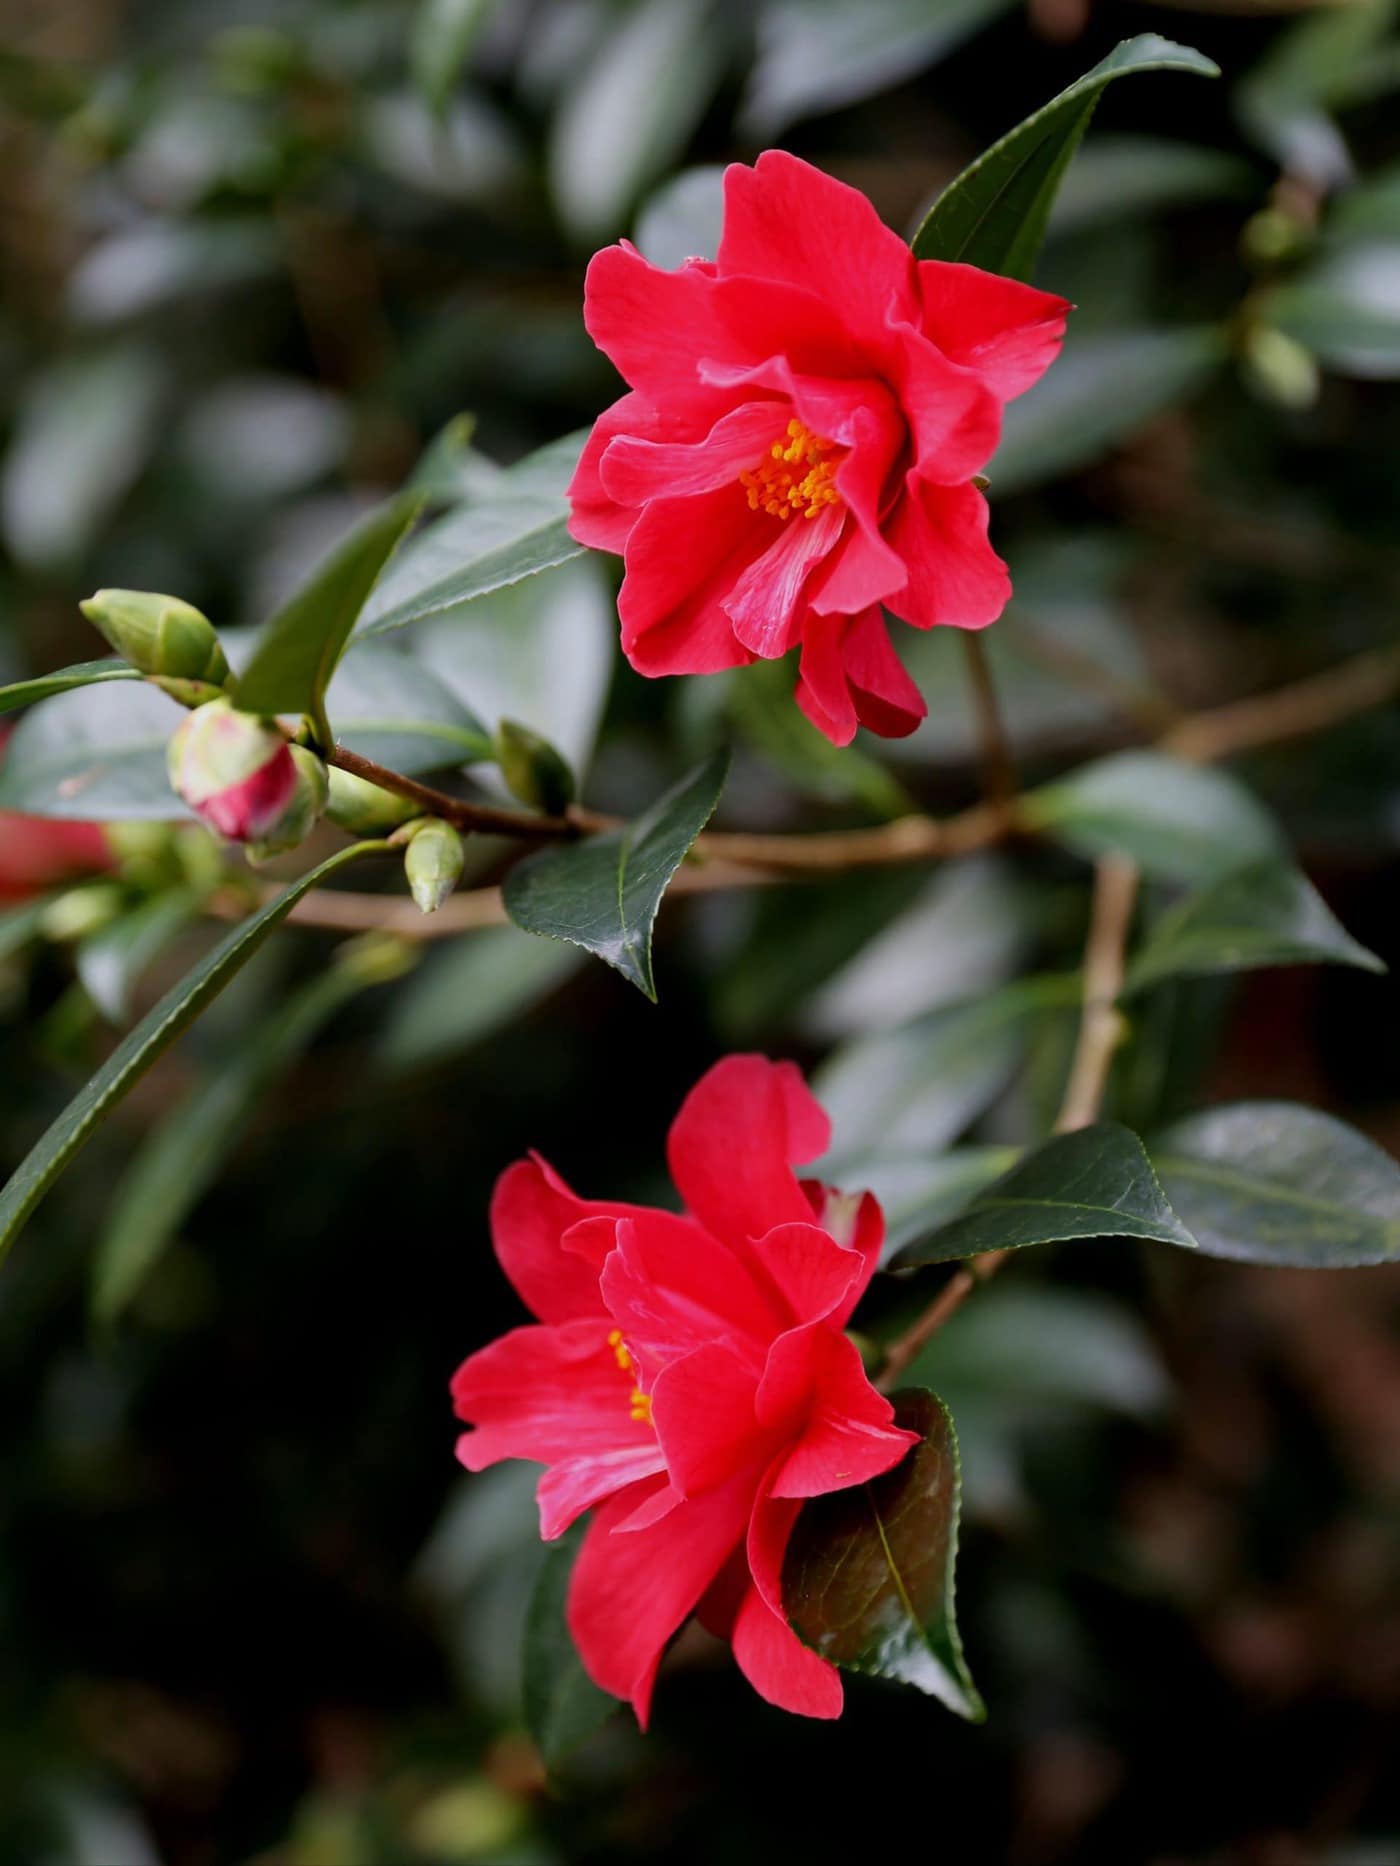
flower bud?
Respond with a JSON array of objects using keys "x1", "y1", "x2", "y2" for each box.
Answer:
[
  {"x1": 1242, "y1": 324, "x2": 1320, "y2": 411},
  {"x1": 39, "y1": 883, "x2": 126, "y2": 944},
  {"x1": 81, "y1": 589, "x2": 230, "y2": 686},
  {"x1": 167, "y1": 698, "x2": 298, "y2": 842},
  {"x1": 325, "y1": 766, "x2": 421, "y2": 836},
  {"x1": 404, "y1": 818, "x2": 465, "y2": 914},
  {"x1": 246, "y1": 745, "x2": 329, "y2": 862},
  {"x1": 492, "y1": 717, "x2": 575, "y2": 816}
]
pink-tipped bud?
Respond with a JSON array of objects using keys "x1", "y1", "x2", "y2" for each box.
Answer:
[{"x1": 166, "y1": 698, "x2": 297, "y2": 843}]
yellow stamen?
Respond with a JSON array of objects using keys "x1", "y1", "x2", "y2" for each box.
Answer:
[
  {"x1": 738, "y1": 418, "x2": 841, "y2": 521},
  {"x1": 607, "y1": 1327, "x2": 632, "y2": 1372},
  {"x1": 629, "y1": 1388, "x2": 653, "y2": 1425}
]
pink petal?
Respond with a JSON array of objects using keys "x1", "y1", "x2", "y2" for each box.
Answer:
[
  {"x1": 489, "y1": 1154, "x2": 644, "y2": 1325},
  {"x1": 666, "y1": 1056, "x2": 830, "y2": 1254},
  {"x1": 451, "y1": 1318, "x2": 653, "y2": 1473},
  {"x1": 758, "y1": 1327, "x2": 918, "y2": 1499},
  {"x1": 731, "y1": 1584, "x2": 843, "y2": 1719},
  {"x1": 745, "y1": 1220, "x2": 863, "y2": 1330},
  {"x1": 795, "y1": 618, "x2": 860, "y2": 747},
  {"x1": 884, "y1": 478, "x2": 1011, "y2": 633},
  {"x1": 717, "y1": 151, "x2": 919, "y2": 349},
  {"x1": 843, "y1": 607, "x2": 928, "y2": 738},
  {"x1": 801, "y1": 1185, "x2": 884, "y2": 1325},
  {"x1": 889, "y1": 322, "x2": 1003, "y2": 486},
  {"x1": 916, "y1": 259, "x2": 1070, "y2": 402},
  {"x1": 537, "y1": 1445, "x2": 669, "y2": 1540},
  {"x1": 568, "y1": 1467, "x2": 759, "y2": 1726},
  {"x1": 619, "y1": 484, "x2": 766, "y2": 677},
  {"x1": 651, "y1": 1341, "x2": 762, "y2": 1496},
  {"x1": 581, "y1": 243, "x2": 741, "y2": 402},
  {"x1": 723, "y1": 500, "x2": 844, "y2": 660}
]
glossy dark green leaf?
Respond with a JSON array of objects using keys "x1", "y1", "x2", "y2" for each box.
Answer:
[
  {"x1": 503, "y1": 750, "x2": 728, "y2": 998},
  {"x1": 522, "y1": 1526, "x2": 618, "y2": 1768},
  {"x1": 1022, "y1": 751, "x2": 1284, "y2": 885},
  {"x1": 234, "y1": 495, "x2": 422, "y2": 726},
  {"x1": 92, "y1": 953, "x2": 389, "y2": 1323},
  {"x1": 1151, "y1": 1102, "x2": 1400, "y2": 1266},
  {"x1": 0, "y1": 660, "x2": 140, "y2": 718},
  {"x1": 911, "y1": 35, "x2": 1218, "y2": 278},
  {"x1": 325, "y1": 644, "x2": 492, "y2": 774},
  {"x1": 892, "y1": 1123, "x2": 1195, "y2": 1267},
  {"x1": 358, "y1": 436, "x2": 588, "y2": 639},
  {"x1": 75, "y1": 888, "x2": 200, "y2": 1023},
  {"x1": 0, "y1": 841, "x2": 387, "y2": 1269},
  {"x1": 784, "y1": 1388, "x2": 983, "y2": 1720},
  {"x1": 0, "y1": 679, "x2": 187, "y2": 820},
  {"x1": 814, "y1": 973, "x2": 1080, "y2": 1157},
  {"x1": 1125, "y1": 860, "x2": 1384, "y2": 995}
]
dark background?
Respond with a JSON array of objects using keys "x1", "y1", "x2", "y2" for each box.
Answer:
[{"x1": 1, "y1": 1, "x2": 1399, "y2": 1861}]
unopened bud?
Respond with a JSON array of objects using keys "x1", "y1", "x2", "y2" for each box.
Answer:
[
  {"x1": 493, "y1": 718, "x2": 575, "y2": 816},
  {"x1": 246, "y1": 745, "x2": 329, "y2": 862},
  {"x1": 1242, "y1": 324, "x2": 1320, "y2": 411},
  {"x1": 325, "y1": 766, "x2": 421, "y2": 836},
  {"x1": 81, "y1": 590, "x2": 230, "y2": 686},
  {"x1": 167, "y1": 698, "x2": 298, "y2": 843},
  {"x1": 39, "y1": 883, "x2": 126, "y2": 944},
  {"x1": 404, "y1": 818, "x2": 464, "y2": 914},
  {"x1": 332, "y1": 931, "x2": 420, "y2": 987}
]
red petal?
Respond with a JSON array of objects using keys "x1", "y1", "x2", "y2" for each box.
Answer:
[
  {"x1": 884, "y1": 479, "x2": 1011, "y2": 633},
  {"x1": 567, "y1": 391, "x2": 697, "y2": 554},
  {"x1": 890, "y1": 323, "x2": 1002, "y2": 486},
  {"x1": 666, "y1": 1055, "x2": 830, "y2": 1253},
  {"x1": 717, "y1": 151, "x2": 918, "y2": 350},
  {"x1": 451, "y1": 1318, "x2": 653, "y2": 1473},
  {"x1": 619, "y1": 484, "x2": 765, "y2": 677},
  {"x1": 489, "y1": 1155, "x2": 645, "y2": 1324},
  {"x1": 745, "y1": 1220, "x2": 864, "y2": 1330},
  {"x1": 598, "y1": 400, "x2": 785, "y2": 508},
  {"x1": 723, "y1": 501, "x2": 844, "y2": 660},
  {"x1": 795, "y1": 618, "x2": 860, "y2": 747},
  {"x1": 599, "y1": 1212, "x2": 779, "y2": 1372},
  {"x1": 802, "y1": 1184, "x2": 885, "y2": 1324},
  {"x1": 651, "y1": 1341, "x2": 762, "y2": 1496},
  {"x1": 582, "y1": 242, "x2": 741, "y2": 402},
  {"x1": 731, "y1": 1584, "x2": 843, "y2": 1719},
  {"x1": 568, "y1": 1467, "x2": 758, "y2": 1726},
  {"x1": 536, "y1": 1445, "x2": 669, "y2": 1540},
  {"x1": 916, "y1": 259, "x2": 1070, "y2": 402},
  {"x1": 843, "y1": 607, "x2": 928, "y2": 738},
  {"x1": 758, "y1": 1328, "x2": 918, "y2": 1499}
]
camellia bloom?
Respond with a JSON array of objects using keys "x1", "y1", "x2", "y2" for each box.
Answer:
[
  {"x1": 567, "y1": 150, "x2": 1069, "y2": 744},
  {"x1": 167, "y1": 698, "x2": 299, "y2": 843},
  {"x1": 451, "y1": 1055, "x2": 918, "y2": 1722},
  {"x1": 0, "y1": 727, "x2": 110, "y2": 903}
]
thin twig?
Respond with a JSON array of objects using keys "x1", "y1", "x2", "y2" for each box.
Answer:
[
  {"x1": 961, "y1": 633, "x2": 1019, "y2": 804},
  {"x1": 877, "y1": 852, "x2": 1142, "y2": 1389},
  {"x1": 326, "y1": 744, "x2": 592, "y2": 842}
]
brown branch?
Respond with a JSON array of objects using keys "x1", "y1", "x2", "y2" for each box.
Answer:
[
  {"x1": 877, "y1": 852, "x2": 1142, "y2": 1389},
  {"x1": 1160, "y1": 644, "x2": 1400, "y2": 767},
  {"x1": 962, "y1": 633, "x2": 1019, "y2": 804},
  {"x1": 326, "y1": 743, "x2": 599, "y2": 842}
]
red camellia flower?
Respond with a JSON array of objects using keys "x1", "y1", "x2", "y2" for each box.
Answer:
[
  {"x1": 0, "y1": 727, "x2": 111, "y2": 903},
  {"x1": 451, "y1": 1055, "x2": 918, "y2": 1723},
  {"x1": 567, "y1": 150, "x2": 1069, "y2": 745}
]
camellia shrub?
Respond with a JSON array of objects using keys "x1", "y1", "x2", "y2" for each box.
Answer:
[{"x1": 1, "y1": 14, "x2": 1399, "y2": 1855}]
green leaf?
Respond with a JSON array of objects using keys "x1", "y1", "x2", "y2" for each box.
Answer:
[
  {"x1": 990, "y1": 326, "x2": 1228, "y2": 497},
  {"x1": 522, "y1": 1526, "x2": 618, "y2": 1768},
  {"x1": 0, "y1": 841, "x2": 386, "y2": 1269},
  {"x1": 503, "y1": 750, "x2": 728, "y2": 998},
  {"x1": 359, "y1": 476, "x2": 585, "y2": 639},
  {"x1": 892, "y1": 1123, "x2": 1195, "y2": 1268},
  {"x1": 378, "y1": 925, "x2": 583, "y2": 1072},
  {"x1": 75, "y1": 888, "x2": 200, "y2": 1023},
  {"x1": 1124, "y1": 860, "x2": 1385, "y2": 995},
  {"x1": 814, "y1": 974, "x2": 1080, "y2": 1158},
  {"x1": 411, "y1": 0, "x2": 502, "y2": 115},
  {"x1": 740, "y1": 0, "x2": 1015, "y2": 138},
  {"x1": 784, "y1": 1388, "x2": 983, "y2": 1720},
  {"x1": 0, "y1": 679, "x2": 187, "y2": 820},
  {"x1": 92, "y1": 956, "x2": 384, "y2": 1323},
  {"x1": 234, "y1": 494, "x2": 422, "y2": 729},
  {"x1": 326, "y1": 643, "x2": 492, "y2": 774},
  {"x1": 911, "y1": 35, "x2": 1218, "y2": 278},
  {"x1": 0, "y1": 660, "x2": 141, "y2": 717},
  {"x1": 1267, "y1": 243, "x2": 1400, "y2": 380},
  {"x1": 548, "y1": 0, "x2": 728, "y2": 239},
  {"x1": 1022, "y1": 751, "x2": 1285, "y2": 885},
  {"x1": 1151, "y1": 1102, "x2": 1400, "y2": 1267}
]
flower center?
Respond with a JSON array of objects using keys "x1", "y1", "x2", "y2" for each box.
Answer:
[
  {"x1": 739, "y1": 418, "x2": 841, "y2": 521},
  {"x1": 608, "y1": 1327, "x2": 653, "y2": 1426}
]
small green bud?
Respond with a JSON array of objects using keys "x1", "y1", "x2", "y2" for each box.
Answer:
[
  {"x1": 1242, "y1": 324, "x2": 1320, "y2": 411},
  {"x1": 102, "y1": 822, "x2": 174, "y2": 867},
  {"x1": 1241, "y1": 207, "x2": 1310, "y2": 271},
  {"x1": 332, "y1": 932, "x2": 420, "y2": 988},
  {"x1": 493, "y1": 717, "x2": 576, "y2": 816},
  {"x1": 81, "y1": 589, "x2": 230, "y2": 686},
  {"x1": 246, "y1": 745, "x2": 329, "y2": 862},
  {"x1": 325, "y1": 766, "x2": 421, "y2": 836},
  {"x1": 404, "y1": 818, "x2": 465, "y2": 914},
  {"x1": 39, "y1": 883, "x2": 126, "y2": 944}
]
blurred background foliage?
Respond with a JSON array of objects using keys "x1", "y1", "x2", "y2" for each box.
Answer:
[{"x1": 1, "y1": 0, "x2": 1399, "y2": 1861}]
